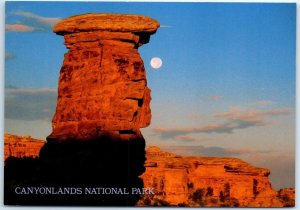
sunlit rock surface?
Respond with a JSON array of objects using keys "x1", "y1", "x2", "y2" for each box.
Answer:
[
  {"x1": 4, "y1": 134, "x2": 45, "y2": 160},
  {"x1": 49, "y1": 13, "x2": 159, "y2": 141},
  {"x1": 4, "y1": 13, "x2": 159, "y2": 206},
  {"x1": 54, "y1": 13, "x2": 160, "y2": 34},
  {"x1": 138, "y1": 146, "x2": 292, "y2": 207}
]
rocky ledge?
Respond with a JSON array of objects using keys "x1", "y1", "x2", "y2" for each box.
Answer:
[{"x1": 54, "y1": 13, "x2": 160, "y2": 35}]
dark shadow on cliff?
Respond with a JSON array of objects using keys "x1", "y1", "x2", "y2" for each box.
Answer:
[{"x1": 4, "y1": 134, "x2": 146, "y2": 206}]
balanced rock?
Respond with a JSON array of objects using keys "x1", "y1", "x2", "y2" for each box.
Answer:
[
  {"x1": 48, "y1": 14, "x2": 159, "y2": 141},
  {"x1": 5, "y1": 14, "x2": 159, "y2": 206}
]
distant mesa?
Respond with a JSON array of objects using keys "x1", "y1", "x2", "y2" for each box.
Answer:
[
  {"x1": 139, "y1": 146, "x2": 295, "y2": 207},
  {"x1": 4, "y1": 134, "x2": 45, "y2": 160}
]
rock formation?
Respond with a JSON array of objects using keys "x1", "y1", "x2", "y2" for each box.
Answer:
[
  {"x1": 4, "y1": 14, "x2": 159, "y2": 206},
  {"x1": 278, "y1": 188, "x2": 295, "y2": 207},
  {"x1": 3, "y1": 135, "x2": 295, "y2": 207},
  {"x1": 48, "y1": 13, "x2": 159, "y2": 141},
  {"x1": 4, "y1": 134, "x2": 45, "y2": 160},
  {"x1": 138, "y1": 146, "x2": 292, "y2": 207}
]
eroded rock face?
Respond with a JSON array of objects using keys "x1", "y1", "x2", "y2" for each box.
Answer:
[
  {"x1": 4, "y1": 134, "x2": 45, "y2": 160},
  {"x1": 139, "y1": 146, "x2": 288, "y2": 207},
  {"x1": 278, "y1": 188, "x2": 295, "y2": 207},
  {"x1": 48, "y1": 14, "x2": 159, "y2": 141}
]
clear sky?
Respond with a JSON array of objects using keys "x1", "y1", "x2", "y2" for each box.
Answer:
[{"x1": 5, "y1": 2, "x2": 295, "y2": 190}]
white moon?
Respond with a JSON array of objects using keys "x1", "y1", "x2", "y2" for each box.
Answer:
[{"x1": 150, "y1": 57, "x2": 163, "y2": 69}]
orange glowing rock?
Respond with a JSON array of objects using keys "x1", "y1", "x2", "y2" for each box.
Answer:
[
  {"x1": 4, "y1": 134, "x2": 45, "y2": 160},
  {"x1": 139, "y1": 146, "x2": 290, "y2": 207},
  {"x1": 54, "y1": 14, "x2": 160, "y2": 34},
  {"x1": 48, "y1": 14, "x2": 159, "y2": 141}
]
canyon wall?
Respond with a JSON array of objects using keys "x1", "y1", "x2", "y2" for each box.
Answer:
[{"x1": 138, "y1": 146, "x2": 294, "y2": 207}]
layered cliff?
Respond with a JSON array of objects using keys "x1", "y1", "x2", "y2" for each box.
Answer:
[
  {"x1": 138, "y1": 146, "x2": 293, "y2": 207},
  {"x1": 4, "y1": 134, "x2": 45, "y2": 160}
]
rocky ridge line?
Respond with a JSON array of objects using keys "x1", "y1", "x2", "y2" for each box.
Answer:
[{"x1": 138, "y1": 146, "x2": 294, "y2": 207}]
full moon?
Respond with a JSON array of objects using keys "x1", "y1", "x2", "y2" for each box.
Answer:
[{"x1": 150, "y1": 57, "x2": 163, "y2": 69}]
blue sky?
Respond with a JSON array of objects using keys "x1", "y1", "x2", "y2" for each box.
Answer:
[{"x1": 5, "y1": 2, "x2": 296, "y2": 190}]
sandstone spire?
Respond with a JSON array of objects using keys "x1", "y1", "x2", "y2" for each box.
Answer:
[
  {"x1": 48, "y1": 14, "x2": 160, "y2": 141},
  {"x1": 5, "y1": 14, "x2": 161, "y2": 206}
]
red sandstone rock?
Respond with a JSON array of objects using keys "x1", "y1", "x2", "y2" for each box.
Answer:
[
  {"x1": 54, "y1": 14, "x2": 160, "y2": 35},
  {"x1": 139, "y1": 146, "x2": 288, "y2": 207},
  {"x1": 48, "y1": 14, "x2": 159, "y2": 141},
  {"x1": 4, "y1": 134, "x2": 45, "y2": 160},
  {"x1": 278, "y1": 188, "x2": 295, "y2": 206}
]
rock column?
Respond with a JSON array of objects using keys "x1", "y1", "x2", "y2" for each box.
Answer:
[
  {"x1": 36, "y1": 14, "x2": 159, "y2": 205},
  {"x1": 48, "y1": 13, "x2": 159, "y2": 142}
]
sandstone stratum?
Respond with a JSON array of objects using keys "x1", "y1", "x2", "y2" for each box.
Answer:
[
  {"x1": 4, "y1": 134, "x2": 45, "y2": 159},
  {"x1": 139, "y1": 146, "x2": 295, "y2": 207},
  {"x1": 48, "y1": 13, "x2": 159, "y2": 141},
  {"x1": 4, "y1": 134, "x2": 295, "y2": 207}
]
